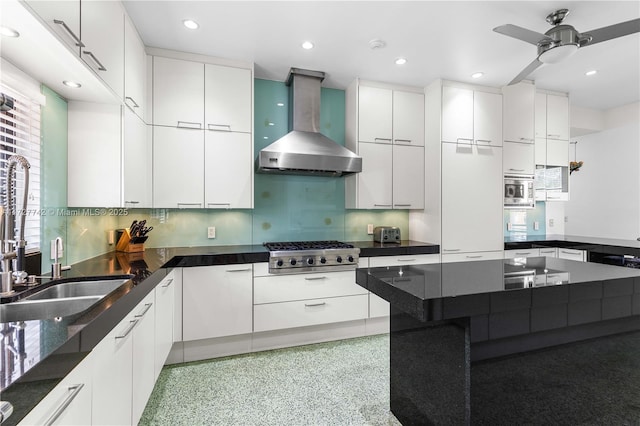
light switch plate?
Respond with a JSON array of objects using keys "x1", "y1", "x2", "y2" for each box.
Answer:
[
  {"x1": 533, "y1": 221, "x2": 539, "y2": 231},
  {"x1": 207, "y1": 227, "x2": 216, "y2": 239},
  {"x1": 367, "y1": 224, "x2": 374, "y2": 235}
]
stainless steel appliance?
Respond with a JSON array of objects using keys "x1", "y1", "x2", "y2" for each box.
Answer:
[
  {"x1": 373, "y1": 226, "x2": 401, "y2": 243},
  {"x1": 504, "y1": 175, "x2": 535, "y2": 209},
  {"x1": 264, "y1": 241, "x2": 360, "y2": 274}
]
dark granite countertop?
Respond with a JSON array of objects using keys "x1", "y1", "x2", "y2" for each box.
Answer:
[
  {"x1": 357, "y1": 257, "x2": 640, "y2": 322},
  {"x1": 504, "y1": 234, "x2": 640, "y2": 252}
]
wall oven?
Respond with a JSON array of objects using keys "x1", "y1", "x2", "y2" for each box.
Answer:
[{"x1": 504, "y1": 175, "x2": 535, "y2": 209}]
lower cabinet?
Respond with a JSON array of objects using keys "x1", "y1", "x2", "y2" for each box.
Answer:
[
  {"x1": 154, "y1": 272, "x2": 175, "y2": 379},
  {"x1": 441, "y1": 251, "x2": 504, "y2": 263},
  {"x1": 558, "y1": 248, "x2": 586, "y2": 262},
  {"x1": 182, "y1": 264, "x2": 253, "y2": 341},
  {"x1": 504, "y1": 248, "x2": 540, "y2": 259},
  {"x1": 539, "y1": 247, "x2": 558, "y2": 258},
  {"x1": 132, "y1": 294, "x2": 156, "y2": 425},
  {"x1": 19, "y1": 356, "x2": 92, "y2": 425}
]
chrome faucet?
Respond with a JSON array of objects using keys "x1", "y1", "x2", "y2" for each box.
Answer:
[
  {"x1": 51, "y1": 236, "x2": 71, "y2": 279},
  {"x1": 0, "y1": 155, "x2": 30, "y2": 295}
]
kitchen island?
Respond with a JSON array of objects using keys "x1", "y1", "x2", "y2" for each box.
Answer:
[{"x1": 355, "y1": 257, "x2": 640, "y2": 425}]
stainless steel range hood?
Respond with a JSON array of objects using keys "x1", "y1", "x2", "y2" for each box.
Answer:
[{"x1": 256, "y1": 68, "x2": 362, "y2": 177}]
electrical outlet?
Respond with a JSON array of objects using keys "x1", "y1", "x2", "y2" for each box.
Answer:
[
  {"x1": 564, "y1": 216, "x2": 568, "y2": 223},
  {"x1": 507, "y1": 222, "x2": 513, "y2": 231},
  {"x1": 207, "y1": 226, "x2": 216, "y2": 239},
  {"x1": 533, "y1": 221, "x2": 539, "y2": 231},
  {"x1": 549, "y1": 218, "x2": 554, "y2": 227},
  {"x1": 367, "y1": 224, "x2": 374, "y2": 235}
]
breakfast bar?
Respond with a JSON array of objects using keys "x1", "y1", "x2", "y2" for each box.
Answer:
[{"x1": 355, "y1": 257, "x2": 640, "y2": 425}]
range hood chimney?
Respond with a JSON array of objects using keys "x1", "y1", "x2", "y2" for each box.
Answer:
[{"x1": 256, "y1": 68, "x2": 362, "y2": 177}]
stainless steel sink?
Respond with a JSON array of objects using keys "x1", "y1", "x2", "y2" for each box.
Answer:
[{"x1": 0, "y1": 278, "x2": 130, "y2": 322}]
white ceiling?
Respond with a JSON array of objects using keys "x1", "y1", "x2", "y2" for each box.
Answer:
[{"x1": 123, "y1": 1, "x2": 640, "y2": 111}]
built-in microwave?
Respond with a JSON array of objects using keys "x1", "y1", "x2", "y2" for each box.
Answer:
[{"x1": 504, "y1": 175, "x2": 535, "y2": 209}]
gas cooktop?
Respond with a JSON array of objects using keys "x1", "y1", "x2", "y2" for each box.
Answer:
[{"x1": 263, "y1": 240, "x2": 360, "y2": 274}]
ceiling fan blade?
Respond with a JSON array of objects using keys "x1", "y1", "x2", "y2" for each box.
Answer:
[
  {"x1": 581, "y1": 18, "x2": 640, "y2": 46},
  {"x1": 508, "y1": 58, "x2": 544, "y2": 85},
  {"x1": 493, "y1": 24, "x2": 552, "y2": 45}
]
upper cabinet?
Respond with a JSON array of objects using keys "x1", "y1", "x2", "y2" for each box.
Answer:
[
  {"x1": 24, "y1": 1, "x2": 81, "y2": 55},
  {"x1": 502, "y1": 82, "x2": 535, "y2": 144},
  {"x1": 393, "y1": 90, "x2": 425, "y2": 146},
  {"x1": 357, "y1": 86, "x2": 393, "y2": 144},
  {"x1": 204, "y1": 64, "x2": 252, "y2": 133},
  {"x1": 153, "y1": 56, "x2": 204, "y2": 128},
  {"x1": 536, "y1": 92, "x2": 569, "y2": 141},
  {"x1": 124, "y1": 16, "x2": 147, "y2": 119},
  {"x1": 442, "y1": 86, "x2": 502, "y2": 146}
]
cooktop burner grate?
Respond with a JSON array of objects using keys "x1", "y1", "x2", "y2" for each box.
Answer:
[{"x1": 264, "y1": 241, "x2": 355, "y2": 251}]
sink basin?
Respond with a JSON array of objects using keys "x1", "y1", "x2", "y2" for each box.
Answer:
[
  {"x1": 0, "y1": 278, "x2": 130, "y2": 322},
  {"x1": 23, "y1": 279, "x2": 129, "y2": 301}
]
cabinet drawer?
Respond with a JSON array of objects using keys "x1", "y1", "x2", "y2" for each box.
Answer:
[
  {"x1": 539, "y1": 247, "x2": 558, "y2": 258},
  {"x1": 254, "y1": 294, "x2": 369, "y2": 332},
  {"x1": 254, "y1": 271, "x2": 366, "y2": 304},
  {"x1": 441, "y1": 251, "x2": 504, "y2": 263},
  {"x1": 369, "y1": 254, "x2": 440, "y2": 267},
  {"x1": 558, "y1": 248, "x2": 586, "y2": 262},
  {"x1": 504, "y1": 249, "x2": 540, "y2": 259},
  {"x1": 369, "y1": 293, "x2": 390, "y2": 318}
]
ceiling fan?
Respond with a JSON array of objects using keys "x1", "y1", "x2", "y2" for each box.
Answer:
[{"x1": 494, "y1": 9, "x2": 640, "y2": 85}]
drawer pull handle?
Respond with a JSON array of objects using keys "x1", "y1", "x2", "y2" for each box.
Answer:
[
  {"x1": 177, "y1": 202, "x2": 203, "y2": 208},
  {"x1": 476, "y1": 139, "x2": 492, "y2": 145},
  {"x1": 82, "y1": 51, "x2": 107, "y2": 71},
  {"x1": 466, "y1": 255, "x2": 483, "y2": 259},
  {"x1": 373, "y1": 204, "x2": 392, "y2": 207},
  {"x1": 177, "y1": 121, "x2": 202, "y2": 129},
  {"x1": 304, "y1": 302, "x2": 326, "y2": 307},
  {"x1": 509, "y1": 168, "x2": 525, "y2": 172},
  {"x1": 374, "y1": 138, "x2": 392, "y2": 142},
  {"x1": 397, "y1": 259, "x2": 416, "y2": 262},
  {"x1": 560, "y1": 250, "x2": 578, "y2": 255},
  {"x1": 135, "y1": 303, "x2": 153, "y2": 318},
  {"x1": 456, "y1": 138, "x2": 474, "y2": 144},
  {"x1": 207, "y1": 123, "x2": 232, "y2": 131},
  {"x1": 547, "y1": 134, "x2": 561, "y2": 138},
  {"x1": 115, "y1": 319, "x2": 138, "y2": 339},
  {"x1": 207, "y1": 202, "x2": 231, "y2": 207},
  {"x1": 515, "y1": 252, "x2": 531, "y2": 255},
  {"x1": 304, "y1": 276, "x2": 327, "y2": 281},
  {"x1": 443, "y1": 249, "x2": 461, "y2": 252},
  {"x1": 125, "y1": 200, "x2": 140, "y2": 204},
  {"x1": 394, "y1": 204, "x2": 412, "y2": 207},
  {"x1": 226, "y1": 268, "x2": 251, "y2": 272},
  {"x1": 394, "y1": 139, "x2": 412, "y2": 143},
  {"x1": 44, "y1": 384, "x2": 85, "y2": 426},
  {"x1": 53, "y1": 19, "x2": 84, "y2": 47},
  {"x1": 519, "y1": 137, "x2": 534, "y2": 142},
  {"x1": 161, "y1": 278, "x2": 174, "y2": 288},
  {"x1": 125, "y1": 96, "x2": 140, "y2": 108}
]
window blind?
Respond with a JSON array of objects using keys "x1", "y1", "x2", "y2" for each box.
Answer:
[{"x1": 0, "y1": 84, "x2": 41, "y2": 251}]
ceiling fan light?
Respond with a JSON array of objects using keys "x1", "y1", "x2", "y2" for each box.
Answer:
[{"x1": 538, "y1": 43, "x2": 578, "y2": 64}]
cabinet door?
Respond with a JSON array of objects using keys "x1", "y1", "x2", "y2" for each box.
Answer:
[
  {"x1": 547, "y1": 139, "x2": 569, "y2": 166},
  {"x1": 152, "y1": 126, "x2": 204, "y2": 208},
  {"x1": 153, "y1": 56, "x2": 204, "y2": 127},
  {"x1": 92, "y1": 313, "x2": 134, "y2": 425},
  {"x1": 205, "y1": 64, "x2": 252, "y2": 133},
  {"x1": 535, "y1": 137, "x2": 547, "y2": 166},
  {"x1": 503, "y1": 141, "x2": 535, "y2": 175},
  {"x1": 502, "y1": 82, "x2": 535, "y2": 143},
  {"x1": 539, "y1": 247, "x2": 558, "y2": 258},
  {"x1": 155, "y1": 273, "x2": 175, "y2": 380},
  {"x1": 19, "y1": 355, "x2": 92, "y2": 425},
  {"x1": 474, "y1": 91, "x2": 502, "y2": 147},
  {"x1": 124, "y1": 16, "x2": 146, "y2": 118},
  {"x1": 441, "y1": 142, "x2": 503, "y2": 253},
  {"x1": 356, "y1": 142, "x2": 392, "y2": 209},
  {"x1": 204, "y1": 131, "x2": 252, "y2": 208},
  {"x1": 80, "y1": 0, "x2": 124, "y2": 98},
  {"x1": 535, "y1": 92, "x2": 547, "y2": 139},
  {"x1": 558, "y1": 248, "x2": 585, "y2": 262},
  {"x1": 68, "y1": 102, "x2": 121, "y2": 207},
  {"x1": 132, "y1": 292, "x2": 155, "y2": 426},
  {"x1": 393, "y1": 91, "x2": 424, "y2": 146},
  {"x1": 441, "y1": 86, "x2": 473, "y2": 143},
  {"x1": 183, "y1": 265, "x2": 253, "y2": 341},
  {"x1": 546, "y1": 94, "x2": 569, "y2": 141},
  {"x1": 358, "y1": 86, "x2": 392, "y2": 143},
  {"x1": 392, "y1": 145, "x2": 424, "y2": 209},
  {"x1": 123, "y1": 107, "x2": 151, "y2": 208},
  {"x1": 24, "y1": 1, "x2": 81, "y2": 55}
]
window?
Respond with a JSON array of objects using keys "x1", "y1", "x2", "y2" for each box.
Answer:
[{"x1": 0, "y1": 84, "x2": 41, "y2": 251}]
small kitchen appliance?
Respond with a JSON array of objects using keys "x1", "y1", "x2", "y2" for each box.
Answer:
[
  {"x1": 264, "y1": 241, "x2": 360, "y2": 274},
  {"x1": 373, "y1": 226, "x2": 401, "y2": 243},
  {"x1": 504, "y1": 175, "x2": 535, "y2": 209}
]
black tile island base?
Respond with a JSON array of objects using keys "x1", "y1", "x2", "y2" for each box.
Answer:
[{"x1": 355, "y1": 257, "x2": 640, "y2": 425}]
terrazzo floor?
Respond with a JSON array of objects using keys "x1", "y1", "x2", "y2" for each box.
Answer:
[{"x1": 139, "y1": 335, "x2": 400, "y2": 425}]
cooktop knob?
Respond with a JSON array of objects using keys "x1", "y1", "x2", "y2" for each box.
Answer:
[
  {"x1": 307, "y1": 258, "x2": 314, "y2": 265},
  {"x1": 320, "y1": 257, "x2": 327, "y2": 264},
  {"x1": 276, "y1": 259, "x2": 283, "y2": 267},
  {"x1": 336, "y1": 256, "x2": 343, "y2": 263},
  {"x1": 290, "y1": 259, "x2": 297, "y2": 266},
  {"x1": 347, "y1": 255, "x2": 354, "y2": 263}
]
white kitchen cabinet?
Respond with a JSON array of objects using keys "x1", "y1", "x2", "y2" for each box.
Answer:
[
  {"x1": 392, "y1": 145, "x2": 424, "y2": 209},
  {"x1": 441, "y1": 142, "x2": 503, "y2": 254},
  {"x1": 132, "y1": 293, "x2": 156, "y2": 426},
  {"x1": 153, "y1": 56, "x2": 204, "y2": 127},
  {"x1": 442, "y1": 86, "x2": 502, "y2": 146},
  {"x1": 392, "y1": 90, "x2": 425, "y2": 146},
  {"x1": 503, "y1": 82, "x2": 535, "y2": 144},
  {"x1": 535, "y1": 137, "x2": 547, "y2": 165},
  {"x1": 546, "y1": 94, "x2": 569, "y2": 141},
  {"x1": 205, "y1": 64, "x2": 252, "y2": 133},
  {"x1": 503, "y1": 141, "x2": 535, "y2": 175},
  {"x1": 254, "y1": 271, "x2": 367, "y2": 304},
  {"x1": 123, "y1": 107, "x2": 151, "y2": 208},
  {"x1": 153, "y1": 126, "x2": 204, "y2": 208},
  {"x1": 546, "y1": 139, "x2": 569, "y2": 167},
  {"x1": 358, "y1": 86, "x2": 393, "y2": 144},
  {"x1": 504, "y1": 248, "x2": 540, "y2": 259},
  {"x1": 441, "y1": 251, "x2": 504, "y2": 263},
  {"x1": 535, "y1": 92, "x2": 547, "y2": 139},
  {"x1": 539, "y1": 247, "x2": 558, "y2": 258},
  {"x1": 19, "y1": 354, "x2": 92, "y2": 425},
  {"x1": 352, "y1": 142, "x2": 393, "y2": 209},
  {"x1": 183, "y1": 265, "x2": 253, "y2": 341},
  {"x1": 80, "y1": 0, "x2": 124, "y2": 98},
  {"x1": 67, "y1": 101, "x2": 121, "y2": 207},
  {"x1": 23, "y1": 1, "x2": 81, "y2": 55},
  {"x1": 558, "y1": 248, "x2": 586, "y2": 262},
  {"x1": 473, "y1": 90, "x2": 502, "y2": 146},
  {"x1": 155, "y1": 272, "x2": 175, "y2": 379},
  {"x1": 204, "y1": 131, "x2": 253, "y2": 208},
  {"x1": 124, "y1": 15, "x2": 147, "y2": 119}
]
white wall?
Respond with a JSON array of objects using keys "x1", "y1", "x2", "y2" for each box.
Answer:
[{"x1": 564, "y1": 103, "x2": 640, "y2": 239}]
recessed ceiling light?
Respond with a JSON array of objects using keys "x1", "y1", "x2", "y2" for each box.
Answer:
[
  {"x1": 471, "y1": 72, "x2": 484, "y2": 79},
  {"x1": 0, "y1": 27, "x2": 20, "y2": 38},
  {"x1": 183, "y1": 19, "x2": 199, "y2": 30},
  {"x1": 301, "y1": 41, "x2": 314, "y2": 50},
  {"x1": 585, "y1": 70, "x2": 597, "y2": 76},
  {"x1": 395, "y1": 57, "x2": 407, "y2": 65},
  {"x1": 63, "y1": 80, "x2": 81, "y2": 88}
]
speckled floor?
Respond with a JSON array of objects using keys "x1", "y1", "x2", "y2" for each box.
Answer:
[{"x1": 139, "y1": 334, "x2": 400, "y2": 426}]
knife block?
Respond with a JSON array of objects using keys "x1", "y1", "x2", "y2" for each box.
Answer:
[{"x1": 116, "y1": 229, "x2": 145, "y2": 253}]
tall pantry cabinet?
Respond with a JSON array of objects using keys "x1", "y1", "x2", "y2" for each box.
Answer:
[{"x1": 410, "y1": 80, "x2": 504, "y2": 261}]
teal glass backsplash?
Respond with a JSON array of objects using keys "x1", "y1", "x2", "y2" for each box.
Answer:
[{"x1": 503, "y1": 202, "x2": 546, "y2": 239}]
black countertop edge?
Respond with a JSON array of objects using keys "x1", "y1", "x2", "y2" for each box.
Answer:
[
  {"x1": 504, "y1": 234, "x2": 640, "y2": 252},
  {"x1": 352, "y1": 240, "x2": 440, "y2": 257}
]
